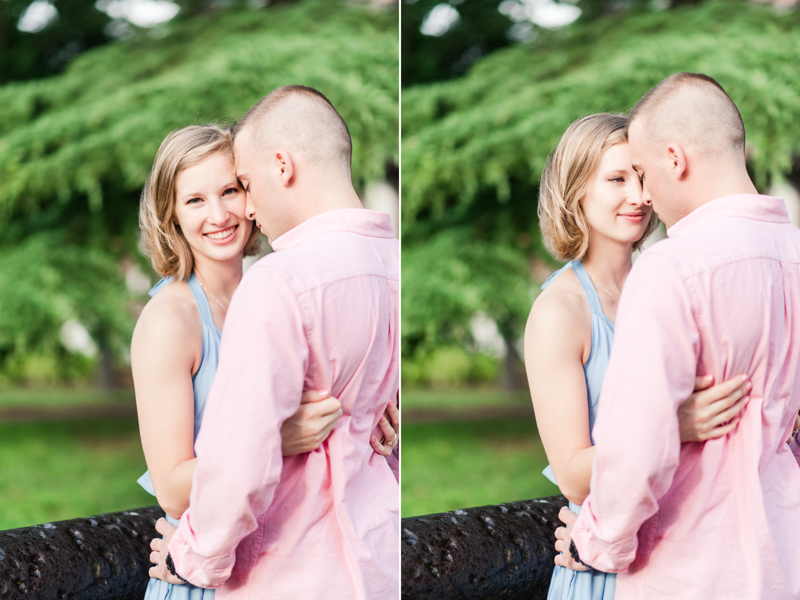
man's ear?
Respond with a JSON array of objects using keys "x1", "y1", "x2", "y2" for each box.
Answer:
[
  {"x1": 275, "y1": 150, "x2": 295, "y2": 187},
  {"x1": 666, "y1": 143, "x2": 688, "y2": 181}
]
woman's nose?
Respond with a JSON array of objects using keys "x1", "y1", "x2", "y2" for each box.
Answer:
[{"x1": 209, "y1": 198, "x2": 230, "y2": 224}]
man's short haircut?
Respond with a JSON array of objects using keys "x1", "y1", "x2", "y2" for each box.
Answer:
[
  {"x1": 139, "y1": 124, "x2": 261, "y2": 281},
  {"x1": 234, "y1": 85, "x2": 352, "y2": 173},
  {"x1": 628, "y1": 72, "x2": 745, "y2": 158},
  {"x1": 539, "y1": 113, "x2": 659, "y2": 261}
]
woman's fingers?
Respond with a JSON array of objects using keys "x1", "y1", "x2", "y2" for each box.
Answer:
[
  {"x1": 385, "y1": 402, "x2": 400, "y2": 432},
  {"x1": 300, "y1": 389, "x2": 330, "y2": 404},
  {"x1": 370, "y1": 435, "x2": 392, "y2": 456},
  {"x1": 706, "y1": 395, "x2": 749, "y2": 431},
  {"x1": 378, "y1": 415, "x2": 397, "y2": 442},
  {"x1": 371, "y1": 402, "x2": 400, "y2": 457},
  {"x1": 693, "y1": 374, "x2": 714, "y2": 392},
  {"x1": 702, "y1": 375, "x2": 749, "y2": 408}
]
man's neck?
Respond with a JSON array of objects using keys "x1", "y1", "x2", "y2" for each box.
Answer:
[
  {"x1": 671, "y1": 168, "x2": 758, "y2": 227},
  {"x1": 273, "y1": 182, "x2": 364, "y2": 242}
]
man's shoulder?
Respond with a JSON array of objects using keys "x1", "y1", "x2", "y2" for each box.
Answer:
[{"x1": 254, "y1": 233, "x2": 398, "y2": 290}]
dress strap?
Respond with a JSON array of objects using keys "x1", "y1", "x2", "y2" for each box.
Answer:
[
  {"x1": 186, "y1": 272, "x2": 217, "y2": 328},
  {"x1": 541, "y1": 262, "x2": 575, "y2": 291},
  {"x1": 148, "y1": 277, "x2": 173, "y2": 298},
  {"x1": 571, "y1": 261, "x2": 605, "y2": 316}
]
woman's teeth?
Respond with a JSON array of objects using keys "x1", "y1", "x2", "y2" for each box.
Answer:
[{"x1": 206, "y1": 226, "x2": 236, "y2": 240}]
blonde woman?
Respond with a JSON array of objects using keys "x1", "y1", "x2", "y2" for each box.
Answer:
[
  {"x1": 133, "y1": 125, "x2": 398, "y2": 600},
  {"x1": 524, "y1": 113, "x2": 749, "y2": 600}
]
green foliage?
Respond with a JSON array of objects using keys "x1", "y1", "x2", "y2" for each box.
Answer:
[
  {"x1": 0, "y1": 0, "x2": 112, "y2": 84},
  {"x1": 0, "y1": 1, "x2": 398, "y2": 222},
  {"x1": 402, "y1": 346, "x2": 500, "y2": 386},
  {"x1": 0, "y1": 0, "x2": 398, "y2": 382},
  {"x1": 402, "y1": 0, "x2": 520, "y2": 87},
  {"x1": 0, "y1": 233, "x2": 133, "y2": 382},
  {"x1": 401, "y1": 229, "x2": 533, "y2": 358},
  {"x1": 401, "y1": 0, "x2": 800, "y2": 363}
]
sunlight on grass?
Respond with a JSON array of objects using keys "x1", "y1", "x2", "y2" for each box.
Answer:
[
  {"x1": 0, "y1": 418, "x2": 154, "y2": 530},
  {"x1": 402, "y1": 387, "x2": 531, "y2": 410},
  {"x1": 0, "y1": 387, "x2": 135, "y2": 408},
  {"x1": 401, "y1": 418, "x2": 560, "y2": 517}
]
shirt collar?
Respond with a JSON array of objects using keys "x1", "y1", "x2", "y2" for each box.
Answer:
[
  {"x1": 270, "y1": 208, "x2": 395, "y2": 251},
  {"x1": 666, "y1": 194, "x2": 790, "y2": 238}
]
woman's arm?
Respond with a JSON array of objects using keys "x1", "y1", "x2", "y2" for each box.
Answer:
[
  {"x1": 525, "y1": 293, "x2": 595, "y2": 506},
  {"x1": 133, "y1": 297, "x2": 200, "y2": 521}
]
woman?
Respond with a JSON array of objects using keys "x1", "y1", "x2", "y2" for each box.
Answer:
[
  {"x1": 523, "y1": 113, "x2": 749, "y2": 600},
  {"x1": 132, "y1": 125, "x2": 399, "y2": 599}
]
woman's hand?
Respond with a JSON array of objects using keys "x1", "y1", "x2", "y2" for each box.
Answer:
[
  {"x1": 370, "y1": 402, "x2": 399, "y2": 457},
  {"x1": 281, "y1": 390, "x2": 343, "y2": 456},
  {"x1": 554, "y1": 507, "x2": 590, "y2": 572},
  {"x1": 679, "y1": 375, "x2": 751, "y2": 442}
]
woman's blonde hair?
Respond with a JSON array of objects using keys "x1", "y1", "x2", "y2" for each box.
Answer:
[
  {"x1": 538, "y1": 113, "x2": 659, "y2": 261},
  {"x1": 139, "y1": 124, "x2": 261, "y2": 281}
]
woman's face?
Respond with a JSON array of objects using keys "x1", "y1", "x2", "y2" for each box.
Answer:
[
  {"x1": 580, "y1": 142, "x2": 651, "y2": 248},
  {"x1": 173, "y1": 151, "x2": 252, "y2": 267}
]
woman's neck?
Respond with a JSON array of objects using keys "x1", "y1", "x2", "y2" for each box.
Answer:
[
  {"x1": 581, "y1": 240, "x2": 633, "y2": 295},
  {"x1": 192, "y1": 255, "x2": 243, "y2": 303}
]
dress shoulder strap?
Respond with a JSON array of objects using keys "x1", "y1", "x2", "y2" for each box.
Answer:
[
  {"x1": 571, "y1": 261, "x2": 604, "y2": 316},
  {"x1": 185, "y1": 272, "x2": 216, "y2": 328}
]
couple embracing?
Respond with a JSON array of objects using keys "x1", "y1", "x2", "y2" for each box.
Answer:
[
  {"x1": 132, "y1": 86, "x2": 399, "y2": 599},
  {"x1": 526, "y1": 72, "x2": 800, "y2": 599}
]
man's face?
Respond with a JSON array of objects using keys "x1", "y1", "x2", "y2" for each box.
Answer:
[
  {"x1": 628, "y1": 117, "x2": 674, "y2": 227},
  {"x1": 234, "y1": 127, "x2": 276, "y2": 242}
]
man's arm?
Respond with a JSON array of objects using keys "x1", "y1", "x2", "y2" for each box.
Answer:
[
  {"x1": 168, "y1": 266, "x2": 308, "y2": 587},
  {"x1": 571, "y1": 252, "x2": 699, "y2": 572}
]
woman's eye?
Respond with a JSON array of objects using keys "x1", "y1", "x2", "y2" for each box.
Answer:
[
  {"x1": 187, "y1": 197, "x2": 202, "y2": 205},
  {"x1": 223, "y1": 187, "x2": 239, "y2": 196},
  {"x1": 609, "y1": 177, "x2": 624, "y2": 183}
]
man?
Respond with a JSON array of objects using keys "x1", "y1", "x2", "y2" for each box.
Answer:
[
  {"x1": 149, "y1": 85, "x2": 399, "y2": 598},
  {"x1": 558, "y1": 73, "x2": 800, "y2": 598}
]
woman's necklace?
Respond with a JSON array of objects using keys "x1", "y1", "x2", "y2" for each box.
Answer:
[
  {"x1": 583, "y1": 266, "x2": 619, "y2": 304},
  {"x1": 196, "y1": 276, "x2": 228, "y2": 314}
]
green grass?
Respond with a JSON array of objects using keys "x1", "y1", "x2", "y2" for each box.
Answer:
[
  {"x1": 0, "y1": 386, "x2": 135, "y2": 408},
  {"x1": 0, "y1": 418, "x2": 154, "y2": 530},
  {"x1": 401, "y1": 418, "x2": 560, "y2": 517},
  {"x1": 402, "y1": 387, "x2": 531, "y2": 410}
]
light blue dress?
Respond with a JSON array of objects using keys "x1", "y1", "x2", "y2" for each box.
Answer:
[
  {"x1": 541, "y1": 261, "x2": 616, "y2": 600},
  {"x1": 137, "y1": 273, "x2": 220, "y2": 600}
]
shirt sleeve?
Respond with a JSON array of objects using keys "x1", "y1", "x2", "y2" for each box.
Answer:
[
  {"x1": 571, "y1": 252, "x2": 699, "y2": 572},
  {"x1": 168, "y1": 265, "x2": 307, "y2": 587}
]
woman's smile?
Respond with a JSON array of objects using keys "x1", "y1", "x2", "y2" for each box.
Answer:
[{"x1": 204, "y1": 224, "x2": 240, "y2": 243}]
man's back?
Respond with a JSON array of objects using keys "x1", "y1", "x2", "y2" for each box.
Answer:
[
  {"x1": 573, "y1": 195, "x2": 800, "y2": 599},
  {"x1": 171, "y1": 209, "x2": 399, "y2": 599}
]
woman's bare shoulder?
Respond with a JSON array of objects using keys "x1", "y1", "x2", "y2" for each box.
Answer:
[
  {"x1": 528, "y1": 269, "x2": 591, "y2": 334},
  {"x1": 133, "y1": 280, "x2": 201, "y2": 347}
]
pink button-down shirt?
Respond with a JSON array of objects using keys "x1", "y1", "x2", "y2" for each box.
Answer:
[
  {"x1": 169, "y1": 209, "x2": 399, "y2": 599},
  {"x1": 572, "y1": 195, "x2": 800, "y2": 599}
]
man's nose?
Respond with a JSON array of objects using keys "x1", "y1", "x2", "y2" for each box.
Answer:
[
  {"x1": 245, "y1": 191, "x2": 256, "y2": 221},
  {"x1": 641, "y1": 183, "x2": 653, "y2": 206},
  {"x1": 628, "y1": 181, "x2": 646, "y2": 207}
]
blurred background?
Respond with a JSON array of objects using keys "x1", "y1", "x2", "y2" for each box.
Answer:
[
  {"x1": 0, "y1": 0, "x2": 398, "y2": 529},
  {"x1": 401, "y1": 0, "x2": 800, "y2": 516}
]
